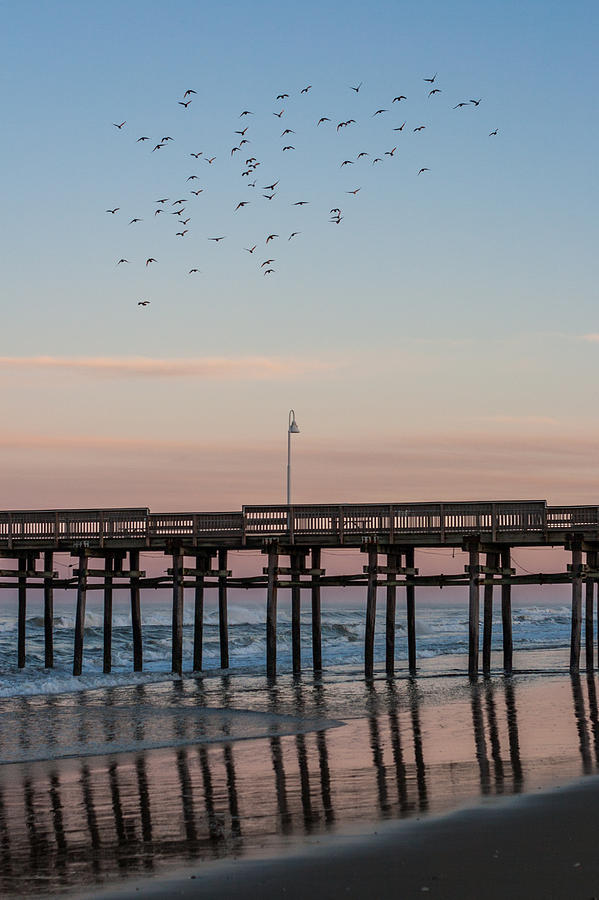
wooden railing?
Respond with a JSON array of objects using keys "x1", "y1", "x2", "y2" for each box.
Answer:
[{"x1": 0, "y1": 501, "x2": 597, "y2": 546}]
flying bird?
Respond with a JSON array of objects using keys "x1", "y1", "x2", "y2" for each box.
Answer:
[
  {"x1": 113, "y1": 122, "x2": 126, "y2": 129},
  {"x1": 281, "y1": 129, "x2": 295, "y2": 135},
  {"x1": 235, "y1": 127, "x2": 248, "y2": 136},
  {"x1": 393, "y1": 122, "x2": 406, "y2": 131},
  {"x1": 372, "y1": 157, "x2": 382, "y2": 164},
  {"x1": 187, "y1": 175, "x2": 199, "y2": 180},
  {"x1": 263, "y1": 269, "x2": 275, "y2": 275},
  {"x1": 106, "y1": 208, "x2": 119, "y2": 214},
  {"x1": 154, "y1": 209, "x2": 163, "y2": 215},
  {"x1": 347, "y1": 188, "x2": 361, "y2": 194},
  {"x1": 263, "y1": 182, "x2": 279, "y2": 191},
  {"x1": 263, "y1": 192, "x2": 276, "y2": 200},
  {"x1": 209, "y1": 236, "x2": 226, "y2": 241},
  {"x1": 181, "y1": 218, "x2": 191, "y2": 225},
  {"x1": 489, "y1": 129, "x2": 498, "y2": 136},
  {"x1": 289, "y1": 232, "x2": 300, "y2": 240},
  {"x1": 152, "y1": 144, "x2": 164, "y2": 151},
  {"x1": 417, "y1": 167, "x2": 430, "y2": 175},
  {"x1": 129, "y1": 218, "x2": 142, "y2": 224},
  {"x1": 176, "y1": 230, "x2": 188, "y2": 237},
  {"x1": 145, "y1": 258, "x2": 156, "y2": 266},
  {"x1": 156, "y1": 198, "x2": 169, "y2": 204},
  {"x1": 276, "y1": 93, "x2": 289, "y2": 100},
  {"x1": 183, "y1": 89, "x2": 196, "y2": 97},
  {"x1": 317, "y1": 117, "x2": 330, "y2": 125},
  {"x1": 372, "y1": 109, "x2": 387, "y2": 116},
  {"x1": 385, "y1": 147, "x2": 397, "y2": 156},
  {"x1": 116, "y1": 259, "x2": 129, "y2": 265},
  {"x1": 162, "y1": 137, "x2": 174, "y2": 142},
  {"x1": 429, "y1": 89, "x2": 442, "y2": 96},
  {"x1": 282, "y1": 145, "x2": 295, "y2": 150},
  {"x1": 245, "y1": 245, "x2": 257, "y2": 253},
  {"x1": 206, "y1": 156, "x2": 216, "y2": 164},
  {"x1": 261, "y1": 259, "x2": 275, "y2": 267},
  {"x1": 293, "y1": 201, "x2": 309, "y2": 205},
  {"x1": 413, "y1": 125, "x2": 426, "y2": 131},
  {"x1": 173, "y1": 199, "x2": 186, "y2": 205},
  {"x1": 235, "y1": 201, "x2": 249, "y2": 210},
  {"x1": 190, "y1": 190, "x2": 203, "y2": 196},
  {"x1": 357, "y1": 151, "x2": 369, "y2": 158},
  {"x1": 137, "y1": 300, "x2": 150, "y2": 306},
  {"x1": 453, "y1": 102, "x2": 469, "y2": 109},
  {"x1": 423, "y1": 73, "x2": 437, "y2": 83},
  {"x1": 231, "y1": 146, "x2": 240, "y2": 156},
  {"x1": 190, "y1": 152, "x2": 203, "y2": 158},
  {"x1": 273, "y1": 110, "x2": 284, "y2": 117},
  {"x1": 265, "y1": 234, "x2": 278, "y2": 243},
  {"x1": 300, "y1": 85, "x2": 312, "y2": 93},
  {"x1": 341, "y1": 160, "x2": 354, "y2": 166},
  {"x1": 350, "y1": 82, "x2": 363, "y2": 93},
  {"x1": 470, "y1": 99, "x2": 482, "y2": 106},
  {"x1": 136, "y1": 136, "x2": 149, "y2": 142},
  {"x1": 239, "y1": 110, "x2": 253, "y2": 116},
  {"x1": 178, "y1": 100, "x2": 192, "y2": 108},
  {"x1": 392, "y1": 96, "x2": 407, "y2": 102},
  {"x1": 189, "y1": 268, "x2": 201, "y2": 273},
  {"x1": 330, "y1": 208, "x2": 341, "y2": 214}
]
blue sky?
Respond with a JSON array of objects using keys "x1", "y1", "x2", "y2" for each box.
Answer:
[{"x1": 1, "y1": 0, "x2": 598, "y2": 509}]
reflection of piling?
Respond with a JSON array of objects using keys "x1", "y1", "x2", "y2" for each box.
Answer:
[
  {"x1": 408, "y1": 683, "x2": 428, "y2": 810},
  {"x1": 223, "y1": 744, "x2": 242, "y2": 840},
  {"x1": 484, "y1": 683, "x2": 505, "y2": 792},
  {"x1": 470, "y1": 686, "x2": 491, "y2": 794},
  {"x1": 270, "y1": 736, "x2": 292, "y2": 834},
  {"x1": 571, "y1": 674, "x2": 592, "y2": 774}
]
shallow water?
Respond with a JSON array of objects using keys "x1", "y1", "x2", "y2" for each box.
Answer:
[{"x1": 1, "y1": 658, "x2": 599, "y2": 897}]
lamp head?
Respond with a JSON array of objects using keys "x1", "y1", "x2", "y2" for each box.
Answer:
[{"x1": 288, "y1": 410, "x2": 300, "y2": 433}]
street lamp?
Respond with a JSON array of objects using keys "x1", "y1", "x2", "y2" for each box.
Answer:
[{"x1": 287, "y1": 409, "x2": 300, "y2": 505}]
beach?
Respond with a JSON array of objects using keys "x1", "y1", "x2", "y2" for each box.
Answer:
[{"x1": 2, "y1": 647, "x2": 599, "y2": 898}]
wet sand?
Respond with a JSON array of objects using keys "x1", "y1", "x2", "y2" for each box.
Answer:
[
  {"x1": 2, "y1": 656, "x2": 599, "y2": 897},
  {"x1": 94, "y1": 775, "x2": 599, "y2": 899}
]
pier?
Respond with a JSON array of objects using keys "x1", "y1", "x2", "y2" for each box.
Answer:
[{"x1": 1, "y1": 500, "x2": 598, "y2": 679}]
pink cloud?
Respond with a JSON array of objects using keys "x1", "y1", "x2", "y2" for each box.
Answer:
[{"x1": 0, "y1": 355, "x2": 333, "y2": 380}]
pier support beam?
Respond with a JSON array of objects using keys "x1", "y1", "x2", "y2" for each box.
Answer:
[
  {"x1": 43, "y1": 551, "x2": 54, "y2": 669},
  {"x1": 365, "y1": 544, "x2": 378, "y2": 678},
  {"x1": 501, "y1": 547, "x2": 513, "y2": 675},
  {"x1": 172, "y1": 548, "x2": 184, "y2": 676},
  {"x1": 482, "y1": 550, "x2": 499, "y2": 677},
  {"x1": 570, "y1": 541, "x2": 583, "y2": 674},
  {"x1": 311, "y1": 547, "x2": 322, "y2": 674},
  {"x1": 406, "y1": 547, "x2": 416, "y2": 677},
  {"x1": 130, "y1": 550, "x2": 143, "y2": 672},
  {"x1": 193, "y1": 552, "x2": 210, "y2": 672},
  {"x1": 467, "y1": 541, "x2": 480, "y2": 679},
  {"x1": 586, "y1": 550, "x2": 596, "y2": 671},
  {"x1": 17, "y1": 555, "x2": 27, "y2": 668},
  {"x1": 73, "y1": 551, "x2": 88, "y2": 676},
  {"x1": 385, "y1": 551, "x2": 399, "y2": 677},
  {"x1": 103, "y1": 553, "x2": 113, "y2": 674},
  {"x1": 218, "y1": 549, "x2": 229, "y2": 669},
  {"x1": 266, "y1": 544, "x2": 279, "y2": 677},
  {"x1": 291, "y1": 550, "x2": 305, "y2": 675}
]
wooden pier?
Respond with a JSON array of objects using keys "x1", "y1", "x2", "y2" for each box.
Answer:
[{"x1": 1, "y1": 500, "x2": 599, "y2": 679}]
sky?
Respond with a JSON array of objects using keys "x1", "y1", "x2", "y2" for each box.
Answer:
[{"x1": 1, "y1": 0, "x2": 598, "y2": 512}]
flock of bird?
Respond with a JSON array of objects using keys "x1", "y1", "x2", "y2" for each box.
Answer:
[{"x1": 106, "y1": 76, "x2": 498, "y2": 306}]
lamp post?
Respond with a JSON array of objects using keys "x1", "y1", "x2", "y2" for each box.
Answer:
[{"x1": 287, "y1": 409, "x2": 300, "y2": 505}]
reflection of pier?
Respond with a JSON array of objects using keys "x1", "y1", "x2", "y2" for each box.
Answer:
[
  {"x1": 0, "y1": 673, "x2": 533, "y2": 895},
  {"x1": 2, "y1": 502, "x2": 599, "y2": 680}
]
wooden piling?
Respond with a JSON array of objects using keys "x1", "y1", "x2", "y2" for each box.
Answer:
[
  {"x1": 365, "y1": 545, "x2": 378, "y2": 678},
  {"x1": 218, "y1": 548, "x2": 229, "y2": 669},
  {"x1": 311, "y1": 547, "x2": 322, "y2": 673},
  {"x1": 291, "y1": 551, "x2": 302, "y2": 675},
  {"x1": 501, "y1": 546, "x2": 513, "y2": 674},
  {"x1": 130, "y1": 549, "x2": 143, "y2": 672},
  {"x1": 172, "y1": 548, "x2": 184, "y2": 676},
  {"x1": 103, "y1": 553, "x2": 113, "y2": 674},
  {"x1": 468, "y1": 543, "x2": 480, "y2": 679},
  {"x1": 17, "y1": 555, "x2": 27, "y2": 668},
  {"x1": 73, "y1": 551, "x2": 88, "y2": 676},
  {"x1": 43, "y1": 550, "x2": 54, "y2": 669},
  {"x1": 385, "y1": 551, "x2": 398, "y2": 677},
  {"x1": 570, "y1": 543, "x2": 583, "y2": 673},
  {"x1": 266, "y1": 545, "x2": 279, "y2": 677},
  {"x1": 405, "y1": 547, "x2": 416, "y2": 676},
  {"x1": 585, "y1": 550, "x2": 596, "y2": 671},
  {"x1": 482, "y1": 550, "x2": 498, "y2": 677},
  {"x1": 193, "y1": 553, "x2": 207, "y2": 672}
]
